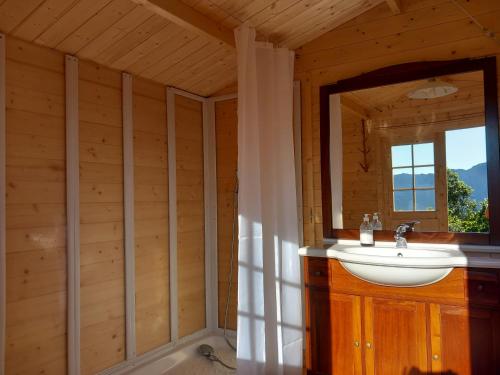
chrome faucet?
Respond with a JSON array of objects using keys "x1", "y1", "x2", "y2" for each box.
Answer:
[{"x1": 394, "y1": 221, "x2": 420, "y2": 248}]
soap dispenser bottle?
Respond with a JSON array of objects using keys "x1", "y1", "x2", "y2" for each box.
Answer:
[
  {"x1": 373, "y1": 212, "x2": 383, "y2": 231},
  {"x1": 360, "y1": 214, "x2": 374, "y2": 246}
]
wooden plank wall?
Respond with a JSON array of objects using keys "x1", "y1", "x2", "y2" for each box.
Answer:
[
  {"x1": 2, "y1": 33, "x2": 212, "y2": 374},
  {"x1": 175, "y1": 94, "x2": 206, "y2": 338},
  {"x1": 133, "y1": 78, "x2": 170, "y2": 354},
  {"x1": 79, "y1": 60, "x2": 125, "y2": 375},
  {"x1": 341, "y1": 107, "x2": 379, "y2": 229},
  {"x1": 5, "y1": 37, "x2": 67, "y2": 375},
  {"x1": 295, "y1": 0, "x2": 500, "y2": 246},
  {"x1": 215, "y1": 98, "x2": 238, "y2": 330}
]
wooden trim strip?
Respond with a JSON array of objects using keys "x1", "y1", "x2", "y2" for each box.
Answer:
[
  {"x1": 65, "y1": 54, "x2": 80, "y2": 375},
  {"x1": 166, "y1": 87, "x2": 178, "y2": 342},
  {"x1": 203, "y1": 98, "x2": 218, "y2": 331},
  {"x1": 331, "y1": 229, "x2": 490, "y2": 245},
  {"x1": 122, "y1": 72, "x2": 136, "y2": 359},
  {"x1": 169, "y1": 87, "x2": 206, "y2": 102},
  {"x1": 210, "y1": 93, "x2": 237, "y2": 102},
  {"x1": 0, "y1": 33, "x2": 5, "y2": 375},
  {"x1": 364, "y1": 297, "x2": 374, "y2": 375},
  {"x1": 483, "y1": 58, "x2": 500, "y2": 245},
  {"x1": 429, "y1": 303, "x2": 443, "y2": 372},
  {"x1": 97, "y1": 328, "x2": 211, "y2": 375},
  {"x1": 294, "y1": 81, "x2": 304, "y2": 246},
  {"x1": 353, "y1": 296, "x2": 363, "y2": 374}
]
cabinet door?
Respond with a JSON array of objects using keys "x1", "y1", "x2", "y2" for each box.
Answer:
[
  {"x1": 429, "y1": 304, "x2": 500, "y2": 374},
  {"x1": 307, "y1": 288, "x2": 332, "y2": 374},
  {"x1": 330, "y1": 293, "x2": 362, "y2": 375},
  {"x1": 364, "y1": 297, "x2": 428, "y2": 375}
]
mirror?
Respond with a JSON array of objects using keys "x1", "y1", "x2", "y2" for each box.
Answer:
[
  {"x1": 336, "y1": 71, "x2": 487, "y2": 233},
  {"x1": 320, "y1": 58, "x2": 500, "y2": 244}
]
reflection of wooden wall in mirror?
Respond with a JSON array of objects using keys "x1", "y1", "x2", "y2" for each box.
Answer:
[
  {"x1": 341, "y1": 106, "x2": 380, "y2": 229},
  {"x1": 340, "y1": 71, "x2": 485, "y2": 233},
  {"x1": 320, "y1": 58, "x2": 500, "y2": 245}
]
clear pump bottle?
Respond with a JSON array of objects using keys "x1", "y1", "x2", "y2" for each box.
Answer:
[
  {"x1": 360, "y1": 214, "x2": 374, "y2": 246},
  {"x1": 372, "y1": 212, "x2": 383, "y2": 231}
]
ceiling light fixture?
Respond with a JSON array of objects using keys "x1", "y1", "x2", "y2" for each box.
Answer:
[{"x1": 407, "y1": 78, "x2": 458, "y2": 100}]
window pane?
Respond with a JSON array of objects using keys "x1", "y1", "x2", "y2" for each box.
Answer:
[
  {"x1": 394, "y1": 190, "x2": 413, "y2": 211},
  {"x1": 446, "y1": 126, "x2": 489, "y2": 233},
  {"x1": 391, "y1": 145, "x2": 412, "y2": 167},
  {"x1": 416, "y1": 189, "x2": 435, "y2": 211},
  {"x1": 415, "y1": 166, "x2": 435, "y2": 188},
  {"x1": 413, "y1": 143, "x2": 434, "y2": 166},
  {"x1": 393, "y1": 168, "x2": 413, "y2": 189}
]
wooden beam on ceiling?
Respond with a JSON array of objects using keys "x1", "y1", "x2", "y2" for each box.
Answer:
[
  {"x1": 385, "y1": 0, "x2": 401, "y2": 14},
  {"x1": 341, "y1": 96, "x2": 370, "y2": 119},
  {"x1": 131, "y1": 0, "x2": 235, "y2": 48}
]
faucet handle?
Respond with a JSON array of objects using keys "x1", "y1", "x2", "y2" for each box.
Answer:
[
  {"x1": 404, "y1": 221, "x2": 420, "y2": 231},
  {"x1": 395, "y1": 221, "x2": 420, "y2": 235}
]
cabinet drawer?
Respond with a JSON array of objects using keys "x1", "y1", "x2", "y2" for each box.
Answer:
[
  {"x1": 329, "y1": 260, "x2": 465, "y2": 304},
  {"x1": 466, "y1": 269, "x2": 500, "y2": 306},
  {"x1": 306, "y1": 258, "x2": 329, "y2": 287}
]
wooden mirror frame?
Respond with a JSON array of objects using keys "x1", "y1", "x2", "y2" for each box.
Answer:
[{"x1": 320, "y1": 57, "x2": 500, "y2": 245}]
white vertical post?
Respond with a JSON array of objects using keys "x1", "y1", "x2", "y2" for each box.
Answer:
[
  {"x1": 203, "y1": 98, "x2": 218, "y2": 331},
  {"x1": 122, "y1": 73, "x2": 136, "y2": 359},
  {"x1": 166, "y1": 88, "x2": 178, "y2": 342},
  {"x1": 0, "y1": 33, "x2": 6, "y2": 375},
  {"x1": 65, "y1": 54, "x2": 80, "y2": 375},
  {"x1": 330, "y1": 94, "x2": 343, "y2": 229}
]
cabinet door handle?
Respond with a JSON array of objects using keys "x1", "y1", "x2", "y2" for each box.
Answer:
[
  {"x1": 314, "y1": 271, "x2": 322, "y2": 276},
  {"x1": 477, "y1": 284, "x2": 484, "y2": 292},
  {"x1": 354, "y1": 340, "x2": 360, "y2": 347},
  {"x1": 366, "y1": 342, "x2": 372, "y2": 349},
  {"x1": 432, "y1": 354, "x2": 439, "y2": 361}
]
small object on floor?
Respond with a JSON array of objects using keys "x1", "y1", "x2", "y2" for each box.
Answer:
[{"x1": 197, "y1": 344, "x2": 236, "y2": 370}]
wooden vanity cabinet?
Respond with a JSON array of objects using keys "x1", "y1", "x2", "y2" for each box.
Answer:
[
  {"x1": 306, "y1": 287, "x2": 332, "y2": 374},
  {"x1": 429, "y1": 304, "x2": 500, "y2": 374},
  {"x1": 364, "y1": 297, "x2": 428, "y2": 374},
  {"x1": 304, "y1": 257, "x2": 500, "y2": 375}
]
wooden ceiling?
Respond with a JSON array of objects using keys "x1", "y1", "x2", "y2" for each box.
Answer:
[
  {"x1": 0, "y1": 0, "x2": 390, "y2": 96},
  {"x1": 342, "y1": 71, "x2": 485, "y2": 129}
]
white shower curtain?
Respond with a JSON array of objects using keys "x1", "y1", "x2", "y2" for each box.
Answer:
[{"x1": 235, "y1": 24, "x2": 303, "y2": 374}]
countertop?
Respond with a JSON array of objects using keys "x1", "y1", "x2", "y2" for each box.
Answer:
[{"x1": 299, "y1": 239, "x2": 500, "y2": 269}]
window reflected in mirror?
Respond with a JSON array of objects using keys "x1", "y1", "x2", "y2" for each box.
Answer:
[
  {"x1": 333, "y1": 70, "x2": 489, "y2": 233},
  {"x1": 391, "y1": 143, "x2": 436, "y2": 212},
  {"x1": 445, "y1": 127, "x2": 489, "y2": 233}
]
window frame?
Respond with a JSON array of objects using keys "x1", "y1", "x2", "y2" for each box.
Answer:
[{"x1": 391, "y1": 142, "x2": 436, "y2": 213}]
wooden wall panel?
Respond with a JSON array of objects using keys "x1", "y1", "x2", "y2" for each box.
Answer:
[
  {"x1": 79, "y1": 60, "x2": 125, "y2": 375},
  {"x1": 5, "y1": 37, "x2": 67, "y2": 375},
  {"x1": 175, "y1": 94, "x2": 206, "y2": 337},
  {"x1": 296, "y1": 0, "x2": 500, "y2": 246},
  {"x1": 133, "y1": 77, "x2": 170, "y2": 354},
  {"x1": 215, "y1": 99, "x2": 238, "y2": 330},
  {"x1": 341, "y1": 107, "x2": 379, "y2": 229}
]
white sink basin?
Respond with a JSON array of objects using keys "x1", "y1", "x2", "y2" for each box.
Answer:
[{"x1": 336, "y1": 246, "x2": 460, "y2": 287}]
